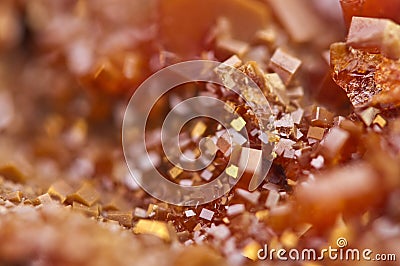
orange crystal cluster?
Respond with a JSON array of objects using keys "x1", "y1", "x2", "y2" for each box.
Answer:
[
  {"x1": 0, "y1": 1, "x2": 400, "y2": 266},
  {"x1": 331, "y1": 16, "x2": 400, "y2": 109}
]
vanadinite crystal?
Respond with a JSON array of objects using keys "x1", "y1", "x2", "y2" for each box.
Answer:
[
  {"x1": 331, "y1": 16, "x2": 400, "y2": 109},
  {"x1": 330, "y1": 42, "x2": 383, "y2": 108},
  {"x1": 1, "y1": 0, "x2": 400, "y2": 266}
]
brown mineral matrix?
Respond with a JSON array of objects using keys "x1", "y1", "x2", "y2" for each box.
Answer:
[{"x1": 2, "y1": 1, "x2": 400, "y2": 266}]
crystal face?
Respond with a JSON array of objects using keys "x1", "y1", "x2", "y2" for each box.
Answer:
[{"x1": 331, "y1": 42, "x2": 383, "y2": 108}]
